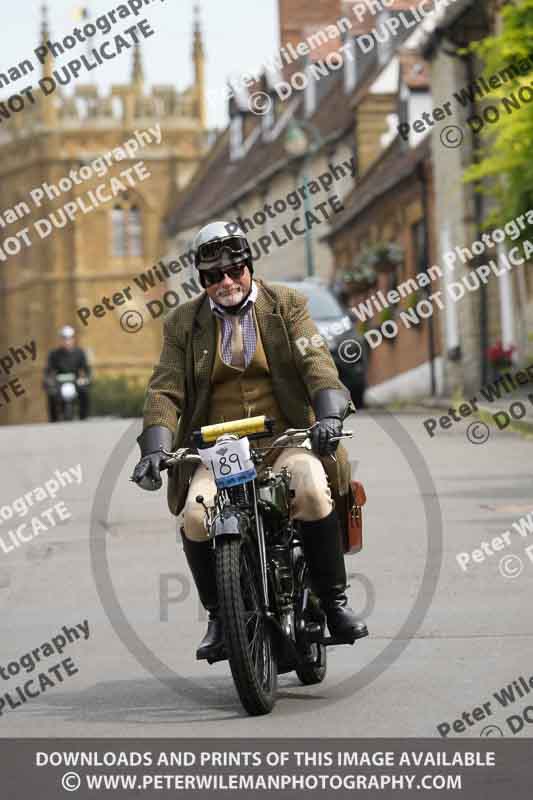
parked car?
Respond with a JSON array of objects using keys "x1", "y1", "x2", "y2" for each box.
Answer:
[{"x1": 277, "y1": 279, "x2": 367, "y2": 408}]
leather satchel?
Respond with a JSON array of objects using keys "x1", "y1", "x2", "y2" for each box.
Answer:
[{"x1": 341, "y1": 479, "x2": 367, "y2": 554}]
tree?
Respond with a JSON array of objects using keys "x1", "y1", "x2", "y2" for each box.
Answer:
[{"x1": 463, "y1": 0, "x2": 533, "y2": 236}]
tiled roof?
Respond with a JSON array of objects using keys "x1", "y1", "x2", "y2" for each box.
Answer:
[
  {"x1": 166, "y1": 69, "x2": 357, "y2": 236},
  {"x1": 166, "y1": 4, "x2": 430, "y2": 238},
  {"x1": 404, "y1": 0, "x2": 475, "y2": 54},
  {"x1": 324, "y1": 136, "x2": 431, "y2": 237}
]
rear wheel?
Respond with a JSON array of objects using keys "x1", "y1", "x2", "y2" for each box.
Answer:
[
  {"x1": 294, "y1": 554, "x2": 327, "y2": 686},
  {"x1": 216, "y1": 537, "x2": 277, "y2": 716}
]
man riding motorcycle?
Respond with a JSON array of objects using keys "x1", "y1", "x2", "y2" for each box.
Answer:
[
  {"x1": 44, "y1": 325, "x2": 91, "y2": 422},
  {"x1": 132, "y1": 222, "x2": 369, "y2": 660}
]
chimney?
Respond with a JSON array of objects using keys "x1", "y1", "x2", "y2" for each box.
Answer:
[{"x1": 278, "y1": 0, "x2": 343, "y2": 80}]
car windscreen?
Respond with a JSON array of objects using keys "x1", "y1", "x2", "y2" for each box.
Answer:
[{"x1": 288, "y1": 286, "x2": 344, "y2": 320}]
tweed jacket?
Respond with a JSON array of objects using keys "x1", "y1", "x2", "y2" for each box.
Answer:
[{"x1": 142, "y1": 278, "x2": 352, "y2": 517}]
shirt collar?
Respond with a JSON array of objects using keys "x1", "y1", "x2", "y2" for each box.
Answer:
[{"x1": 209, "y1": 280, "x2": 258, "y2": 317}]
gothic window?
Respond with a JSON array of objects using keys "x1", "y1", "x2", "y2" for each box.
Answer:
[
  {"x1": 111, "y1": 202, "x2": 144, "y2": 257},
  {"x1": 112, "y1": 206, "x2": 127, "y2": 256},
  {"x1": 129, "y1": 206, "x2": 143, "y2": 256}
]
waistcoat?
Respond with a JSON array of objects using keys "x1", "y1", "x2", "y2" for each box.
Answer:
[{"x1": 207, "y1": 308, "x2": 292, "y2": 449}]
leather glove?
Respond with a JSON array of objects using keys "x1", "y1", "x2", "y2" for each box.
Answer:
[
  {"x1": 132, "y1": 425, "x2": 173, "y2": 491},
  {"x1": 310, "y1": 388, "x2": 351, "y2": 457},
  {"x1": 310, "y1": 416, "x2": 343, "y2": 456}
]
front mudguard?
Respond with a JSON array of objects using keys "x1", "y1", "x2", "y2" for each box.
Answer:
[{"x1": 211, "y1": 506, "x2": 251, "y2": 539}]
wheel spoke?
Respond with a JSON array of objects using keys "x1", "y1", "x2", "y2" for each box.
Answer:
[
  {"x1": 252, "y1": 622, "x2": 265, "y2": 681},
  {"x1": 247, "y1": 614, "x2": 261, "y2": 649},
  {"x1": 248, "y1": 612, "x2": 262, "y2": 654},
  {"x1": 241, "y1": 554, "x2": 261, "y2": 609},
  {"x1": 240, "y1": 544, "x2": 272, "y2": 691}
]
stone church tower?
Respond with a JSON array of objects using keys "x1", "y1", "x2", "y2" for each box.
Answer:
[{"x1": 0, "y1": 4, "x2": 209, "y2": 425}]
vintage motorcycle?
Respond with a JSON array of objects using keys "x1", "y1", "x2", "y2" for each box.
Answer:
[
  {"x1": 48, "y1": 373, "x2": 89, "y2": 421},
  {"x1": 161, "y1": 414, "x2": 363, "y2": 716}
]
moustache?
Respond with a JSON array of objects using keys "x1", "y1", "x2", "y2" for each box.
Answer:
[{"x1": 216, "y1": 287, "x2": 243, "y2": 297}]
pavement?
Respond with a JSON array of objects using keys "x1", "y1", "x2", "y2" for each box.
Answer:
[
  {"x1": 378, "y1": 380, "x2": 533, "y2": 435},
  {"x1": 0, "y1": 412, "x2": 532, "y2": 738}
]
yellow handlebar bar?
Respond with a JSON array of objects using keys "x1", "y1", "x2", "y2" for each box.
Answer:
[{"x1": 199, "y1": 415, "x2": 267, "y2": 443}]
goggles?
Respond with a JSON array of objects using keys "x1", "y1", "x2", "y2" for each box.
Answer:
[
  {"x1": 202, "y1": 263, "x2": 247, "y2": 287},
  {"x1": 197, "y1": 235, "x2": 249, "y2": 264}
]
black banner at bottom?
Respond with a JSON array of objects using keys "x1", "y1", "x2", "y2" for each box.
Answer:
[{"x1": 1, "y1": 739, "x2": 531, "y2": 799}]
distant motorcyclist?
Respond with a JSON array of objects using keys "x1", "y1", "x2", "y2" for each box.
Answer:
[{"x1": 44, "y1": 326, "x2": 91, "y2": 422}]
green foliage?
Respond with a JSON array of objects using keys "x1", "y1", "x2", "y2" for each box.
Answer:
[
  {"x1": 90, "y1": 375, "x2": 146, "y2": 418},
  {"x1": 463, "y1": 1, "x2": 533, "y2": 232},
  {"x1": 379, "y1": 306, "x2": 394, "y2": 324},
  {"x1": 405, "y1": 290, "x2": 421, "y2": 310}
]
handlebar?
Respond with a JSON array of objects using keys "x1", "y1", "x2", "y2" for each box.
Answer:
[
  {"x1": 159, "y1": 426, "x2": 353, "y2": 470},
  {"x1": 160, "y1": 449, "x2": 202, "y2": 469},
  {"x1": 52, "y1": 374, "x2": 90, "y2": 386}
]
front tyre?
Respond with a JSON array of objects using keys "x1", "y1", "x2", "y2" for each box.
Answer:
[{"x1": 216, "y1": 538, "x2": 277, "y2": 716}]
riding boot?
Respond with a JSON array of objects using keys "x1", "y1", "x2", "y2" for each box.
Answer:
[
  {"x1": 300, "y1": 509, "x2": 369, "y2": 641},
  {"x1": 180, "y1": 531, "x2": 225, "y2": 660}
]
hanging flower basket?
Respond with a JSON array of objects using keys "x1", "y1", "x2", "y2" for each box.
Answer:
[
  {"x1": 363, "y1": 242, "x2": 404, "y2": 274},
  {"x1": 342, "y1": 266, "x2": 377, "y2": 292}
]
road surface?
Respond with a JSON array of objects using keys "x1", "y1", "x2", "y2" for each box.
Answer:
[{"x1": 0, "y1": 411, "x2": 531, "y2": 738}]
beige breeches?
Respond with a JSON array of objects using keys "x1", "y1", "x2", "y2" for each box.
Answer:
[{"x1": 182, "y1": 447, "x2": 333, "y2": 542}]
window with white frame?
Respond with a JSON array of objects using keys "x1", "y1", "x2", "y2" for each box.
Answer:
[{"x1": 111, "y1": 202, "x2": 144, "y2": 257}]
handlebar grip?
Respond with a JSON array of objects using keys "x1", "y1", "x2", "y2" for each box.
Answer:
[
  {"x1": 159, "y1": 455, "x2": 175, "y2": 471},
  {"x1": 194, "y1": 416, "x2": 276, "y2": 446},
  {"x1": 329, "y1": 431, "x2": 353, "y2": 443}
]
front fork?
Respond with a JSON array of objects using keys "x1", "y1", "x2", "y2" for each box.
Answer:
[
  {"x1": 250, "y1": 481, "x2": 270, "y2": 612},
  {"x1": 208, "y1": 481, "x2": 270, "y2": 613}
]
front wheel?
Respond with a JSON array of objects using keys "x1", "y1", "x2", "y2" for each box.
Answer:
[
  {"x1": 62, "y1": 401, "x2": 74, "y2": 422},
  {"x1": 216, "y1": 537, "x2": 277, "y2": 716}
]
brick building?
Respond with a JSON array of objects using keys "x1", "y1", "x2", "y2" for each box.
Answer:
[
  {"x1": 164, "y1": 0, "x2": 442, "y2": 403},
  {"x1": 164, "y1": 0, "x2": 398, "y2": 286},
  {"x1": 323, "y1": 25, "x2": 444, "y2": 402},
  {"x1": 325, "y1": 137, "x2": 441, "y2": 400}
]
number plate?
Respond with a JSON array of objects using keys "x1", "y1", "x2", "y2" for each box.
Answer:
[{"x1": 198, "y1": 436, "x2": 257, "y2": 488}]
